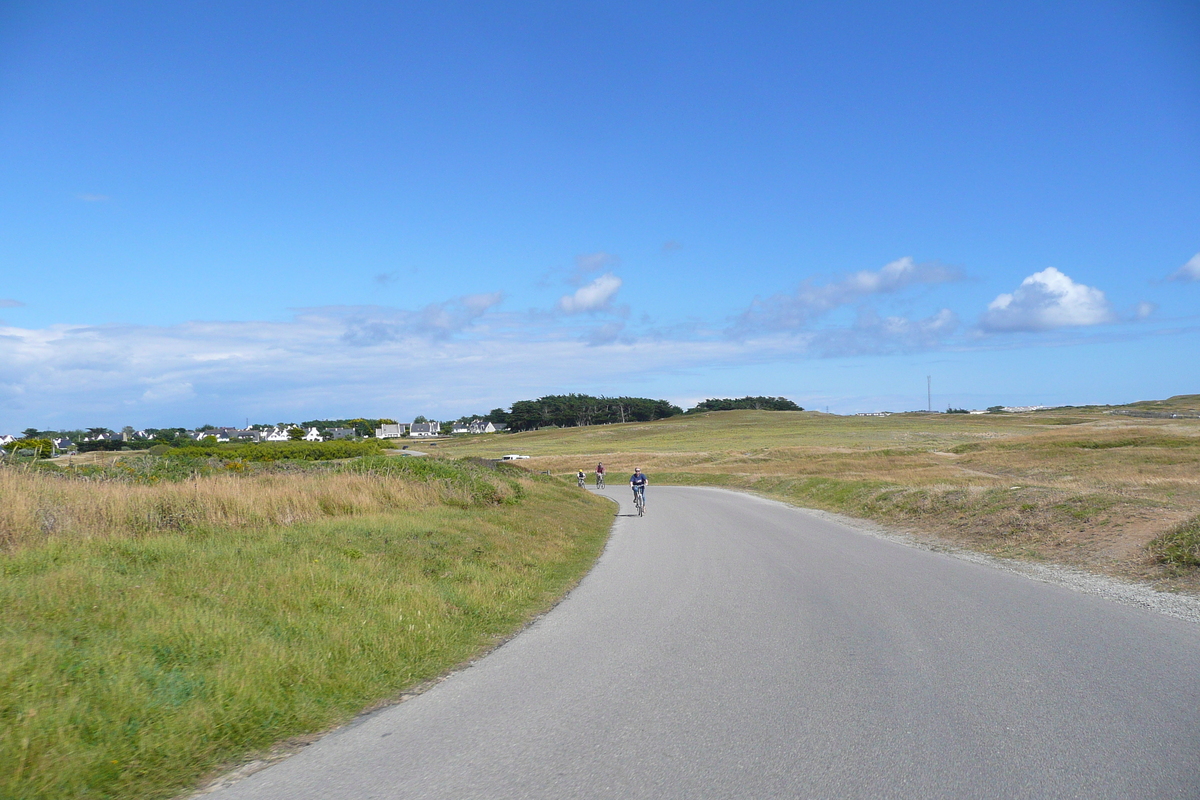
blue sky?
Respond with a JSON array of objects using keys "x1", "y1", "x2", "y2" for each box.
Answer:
[{"x1": 1, "y1": 1, "x2": 1198, "y2": 430}]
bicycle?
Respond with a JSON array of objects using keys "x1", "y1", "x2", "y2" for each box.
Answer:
[
  {"x1": 632, "y1": 485, "x2": 646, "y2": 516},
  {"x1": 596, "y1": 473, "x2": 605, "y2": 489},
  {"x1": 577, "y1": 473, "x2": 586, "y2": 488}
]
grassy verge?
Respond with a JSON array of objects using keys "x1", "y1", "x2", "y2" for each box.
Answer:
[{"x1": 0, "y1": 460, "x2": 612, "y2": 800}]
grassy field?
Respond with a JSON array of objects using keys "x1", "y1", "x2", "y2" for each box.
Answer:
[
  {"x1": 0, "y1": 457, "x2": 613, "y2": 800},
  {"x1": 435, "y1": 396, "x2": 1200, "y2": 590}
]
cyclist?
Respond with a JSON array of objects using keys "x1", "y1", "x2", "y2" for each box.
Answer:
[
  {"x1": 596, "y1": 462, "x2": 606, "y2": 489},
  {"x1": 629, "y1": 467, "x2": 647, "y2": 513},
  {"x1": 577, "y1": 469, "x2": 586, "y2": 488}
]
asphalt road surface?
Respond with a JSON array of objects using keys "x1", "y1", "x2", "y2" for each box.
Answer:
[{"x1": 206, "y1": 487, "x2": 1200, "y2": 799}]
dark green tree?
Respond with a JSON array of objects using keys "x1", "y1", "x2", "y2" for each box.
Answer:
[{"x1": 687, "y1": 397, "x2": 802, "y2": 413}]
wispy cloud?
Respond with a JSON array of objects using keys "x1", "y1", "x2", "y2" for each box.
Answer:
[
  {"x1": 0, "y1": 309, "x2": 745, "y2": 428},
  {"x1": 0, "y1": 289, "x2": 1188, "y2": 430},
  {"x1": 662, "y1": 240, "x2": 683, "y2": 253},
  {"x1": 1168, "y1": 253, "x2": 1200, "y2": 283},
  {"x1": 0, "y1": 299, "x2": 25, "y2": 308},
  {"x1": 337, "y1": 292, "x2": 504, "y2": 344},
  {"x1": 810, "y1": 308, "x2": 959, "y2": 357},
  {"x1": 570, "y1": 252, "x2": 620, "y2": 286},
  {"x1": 373, "y1": 272, "x2": 399, "y2": 286},
  {"x1": 979, "y1": 268, "x2": 1116, "y2": 332},
  {"x1": 733, "y1": 257, "x2": 962, "y2": 334},
  {"x1": 558, "y1": 273, "x2": 622, "y2": 314},
  {"x1": 76, "y1": 193, "x2": 110, "y2": 202},
  {"x1": 584, "y1": 321, "x2": 627, "y2": 346}
]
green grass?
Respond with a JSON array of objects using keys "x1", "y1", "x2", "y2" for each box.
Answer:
[
  {"x1": 1149, "y1": 515, "x2": 1200, "y2": 567},
  {"x1": 0, "y1": 465, "x2": 612, "y2": 800}
]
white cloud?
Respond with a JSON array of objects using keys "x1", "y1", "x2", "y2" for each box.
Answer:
[
  {"x1": 1168, "y1": 253, "x2": 1200, "y2": 283},
  {"x1": 734, "y1": 257, "x2": 962, "y2": 333},
  {"x1": 570, "y1": 252, "x2": 620, "y2": 285},
  {"x1": 76, "y1": 193, "x2": 110, "y2": 202},
  {"x1": 979, "y1": 268, "x2": 1116, "y2": 332},
  {"x1": 1135, "y1": 301, "x2": 1156, "y2": 320},
  {"x1": 558, "y1": 273, "x2": 622, "y2": 314},
  {"x1": 0, "y1": 299, "x2": 24, "y2": 308}
]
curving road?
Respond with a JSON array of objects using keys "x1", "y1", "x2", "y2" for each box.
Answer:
[{"x1": 205, "y1": 487, "x2": 1200, "y2": 799}]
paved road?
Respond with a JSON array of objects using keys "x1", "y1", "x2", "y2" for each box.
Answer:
[{"x1": 207, "y1": 487, "x2": 1200, "y2": 799}]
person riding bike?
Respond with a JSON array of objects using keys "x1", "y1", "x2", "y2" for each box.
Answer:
[
  {"x1": 629, "y1": 467, "x2": 647, "y2": 513},
  {"x1": 596, "y1": 462, "x2": 606, "y2": 488},
  {"x1": 577, "y1": 469, "x2": 586, "y2": 487}
]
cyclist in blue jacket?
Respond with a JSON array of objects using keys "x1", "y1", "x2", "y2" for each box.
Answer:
[{"x1": 630, "y1": 467, "x2": 647, "y2": 510}]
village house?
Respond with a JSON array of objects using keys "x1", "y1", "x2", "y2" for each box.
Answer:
[
  {"x1": 408, "y1": 422, "x2": 440, "y2": 438},
  {"x1": 263, "y1": 427, "x2": 292, "y2": 442},
  {"x1": 374, "y1": 423, "x2": 409, "y2": 439},
  {"x1": 325, "y1": 427, "x2": 357, "y2": 440},
  {"x1": 452, "y1": 419, "x2": 506, "y2": 434}
]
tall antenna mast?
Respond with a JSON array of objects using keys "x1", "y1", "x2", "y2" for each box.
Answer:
[{"x1": 927, "y1": 375, "x2": 932, "y2": 412}]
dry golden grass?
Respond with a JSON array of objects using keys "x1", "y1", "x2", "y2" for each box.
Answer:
[
  {"x1": 436, "y1": 405, "x2": 1200, "y2": 588},
  {"x1": 0, "y1": 460, "x2": 526, "y2": 550}
]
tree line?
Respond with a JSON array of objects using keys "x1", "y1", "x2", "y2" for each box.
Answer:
[
  {"x1": 480, "y1": 394, "x2": 684, "y2": 432},
  {"x1": 686, "y1": 396, "x2": 803, "y2": 412}
]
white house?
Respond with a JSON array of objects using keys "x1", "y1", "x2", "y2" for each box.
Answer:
[
  {"x1": 303, "y1": 427, "x2": 323, "y2": 442},
  {"x1": 409, "y1": 422, "x2": 440, "y2": 438},
  {"x1": 0, "y1": 434, "x2": 15, "y2": 446},
  {"x1": 375, "y1": 423, "x2": 408, "y2": 439},
  {"x1": 264, "y1": 427, "x2": 292, "y2": 442},
  {"x1": 451, "y1": 419, "x2": 504, "y2": 435}
]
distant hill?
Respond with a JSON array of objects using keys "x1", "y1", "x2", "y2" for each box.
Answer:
[{"x1": 1111, "y1": 394, "x2": 1200, "y2": 419}]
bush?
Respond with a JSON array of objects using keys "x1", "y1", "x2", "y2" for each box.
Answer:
[
  {"x1": 3, "y1": 438, "x2": 52, "y2": 458},
  {"x1": 173, "y1": 440, "x2": 384, "y2": 462}
]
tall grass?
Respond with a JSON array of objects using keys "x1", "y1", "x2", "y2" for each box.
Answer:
[
  {"x1": 0, "y1": 457, "x2": 523, "y2": 550},
  {"x1": 0, "y1": 458, "x2": 611, "y2": 799}
]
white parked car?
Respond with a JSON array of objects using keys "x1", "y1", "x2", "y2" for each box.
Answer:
[{"x1": 501, "y1": 454, "x2": 530, "y2": 460}]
